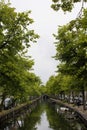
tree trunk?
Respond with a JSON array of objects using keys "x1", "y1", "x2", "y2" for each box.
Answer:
[
  {"x1": 0, "y1": 92, "x2": 6, "y2": 111},
  {"x1": 82, "y1": 87, "x2": 86, "y2": 110}
]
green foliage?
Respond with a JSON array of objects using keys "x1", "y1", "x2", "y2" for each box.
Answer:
[
  {"x1": 46, "y1": 73, "x2": 75, "y2": 95},
  {"x1": 0, "y1": 3, "x2": 39, "y2": 52},
  {"x1": 51, "y1": 0, "x2": 86, "y2": 12},
  {"x1": 46, "y1": 75, "x2": 56, "y2": 95},
  {"x1": 0, "y1": 1, "x2": 41, "y2": 103},
  {"x1": 53, "y1": 9, "x2": 87, "y2": 94}
]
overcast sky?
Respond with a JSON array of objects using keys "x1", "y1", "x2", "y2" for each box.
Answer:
[{"x1": 10, "y1": 0, "x2": 86, "y2": 84}]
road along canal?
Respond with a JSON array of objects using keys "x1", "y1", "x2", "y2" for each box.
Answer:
[{"x1": 1, "y1": 100, "x2": 87, "y2": 130}]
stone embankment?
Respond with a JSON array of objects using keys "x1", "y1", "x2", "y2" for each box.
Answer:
[
  {"x1": 50, "y1": 98, "x2": 87, "y2": 127},
  {"x1": 0, "y1": 97, "x2": 41, "y2": 127}
]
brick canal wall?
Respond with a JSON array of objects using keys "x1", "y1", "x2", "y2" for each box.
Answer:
[
  {"x1": 0, "y1": 97, "x2": 41, "y2": 127},
  {"x1": 50, "y1": 98, "x2": 87, "y2": 128}
]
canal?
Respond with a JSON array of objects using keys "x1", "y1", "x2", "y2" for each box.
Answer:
[{"x1": 2, "y1": 101, "x2": 87, "y2": 130}]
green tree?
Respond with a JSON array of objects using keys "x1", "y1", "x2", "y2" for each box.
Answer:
[
  {"x1": 0, "y1": 1, "x2": 40, "y2": 108},
  {"x1": 46, "y1": 73, "x2": 74, "y2": 99},
  {"x1": 46, "y1": 75, "x2": 56, "y2": 95},
  {"x1": 54, "y1": 9, "x2": 87, "y2": 109}
]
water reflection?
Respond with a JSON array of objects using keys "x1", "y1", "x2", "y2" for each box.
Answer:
[
  {"x1": 46, "y1": 104, "x2": 73, "y2": 130},
  {"x1": 2, "y1": 116, "x2": 25, "y2": 130},
  {"x1": 1, "y1": 102, "x2": 87, "y2": 130},
  {"x1": 35, "y1": 112, "x2": 53, "y2": 130}
]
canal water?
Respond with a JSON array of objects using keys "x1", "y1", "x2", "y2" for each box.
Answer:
[{"x1": 2, "y1": 101, "x2": 87, "y2": 130}]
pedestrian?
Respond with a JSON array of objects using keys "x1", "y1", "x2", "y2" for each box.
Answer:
[{"x1": 77, "y1": 99, "x2": 81, "y2": 107}]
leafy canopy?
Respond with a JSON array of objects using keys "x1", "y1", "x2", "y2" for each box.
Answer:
[
  {"x1": 0, "y1": 1, "x2": 41, "y2": 102},
  {"x1": 51, "y1": 0, "x2": 87, "y2": 12},
  {"x1": 53, "y1": 9, "x2": 87, "y2": 94}
]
